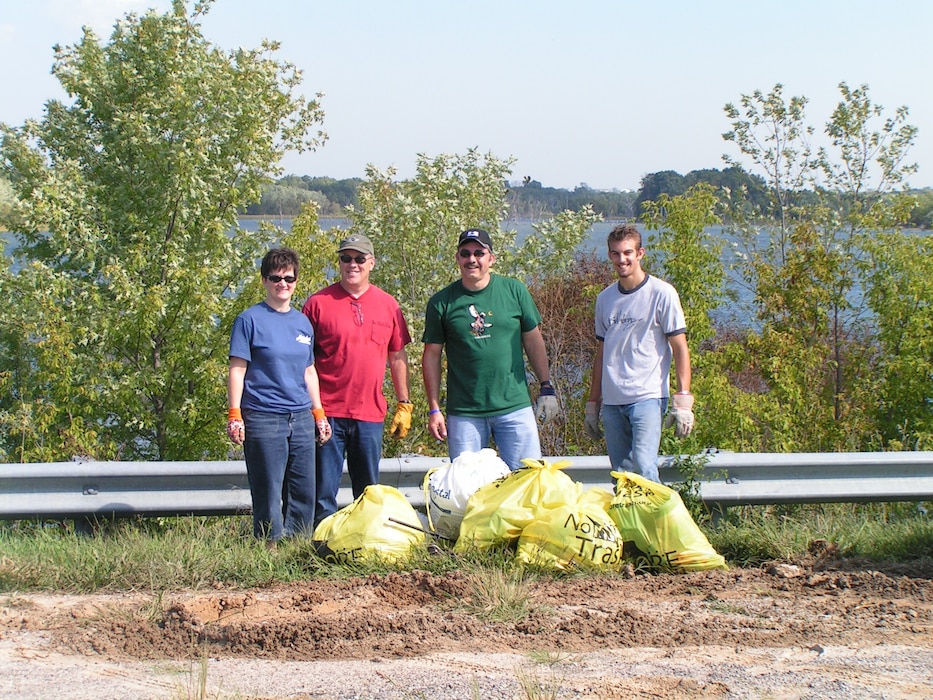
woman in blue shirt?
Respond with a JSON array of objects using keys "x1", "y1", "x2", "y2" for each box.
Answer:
[{"x1": 227, "y1": 247, "x2": 332, "y2": 545}]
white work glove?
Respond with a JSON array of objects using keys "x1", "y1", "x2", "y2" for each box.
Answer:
[
  {"x1": 584, "y1": 400, "x2": 603, "y2": 440},
  {"x1": 534, "y1": 382, "x2": 560, "y2": 425},
  {"x1": 664, "y1": 392, "x2": 695, "y2": 438}
]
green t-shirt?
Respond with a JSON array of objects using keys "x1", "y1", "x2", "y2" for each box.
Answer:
[{"x1": 423, "y1": 274, "x2": 542, "y2": 416}]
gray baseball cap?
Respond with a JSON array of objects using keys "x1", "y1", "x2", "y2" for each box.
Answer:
[{"x1": 337, "y1": 233, "x2": 374, "y2": 257}]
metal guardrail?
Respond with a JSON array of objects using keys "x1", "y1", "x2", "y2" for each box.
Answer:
[{"x1": 2, "y1": 452, "x2": 933, "y2": 524}]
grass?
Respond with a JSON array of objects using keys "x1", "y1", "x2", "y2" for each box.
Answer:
[
  {"x1": 515, "y1": 667, "x2": 565, "y2": 700},
  {"x1": 1, "y1": 505, "x2": 928, "y2": 700},
  {"x1": 527, "y1": 650, "x2": 578, "y2": 665},
  {"x1": 708, "y1": 501, "x2": 933, "y2": 566},
  {"x1": 0, "y1": 502, "x2": 931, "y2": 594},
  {"x1": 169, "y1": 654, "x2": 257, "y2": 700},
  {"x1": 459, "y1": 567, "x2": 539, "y2": 623}
]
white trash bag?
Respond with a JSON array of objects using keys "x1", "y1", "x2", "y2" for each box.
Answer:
[{"x1": 424, "y1": 448, "x2": 511, "y2": 541}]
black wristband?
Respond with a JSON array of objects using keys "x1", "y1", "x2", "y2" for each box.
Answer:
[{"x1": 540, "y1": 380, "x2": 552, "y2": 388}]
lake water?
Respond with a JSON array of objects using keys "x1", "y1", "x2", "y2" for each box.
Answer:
[
  {"x1": 0, "y1": 219, "x2": 754, "y2": 325},
  {"x1": 236, "y1": 217, "x2": 622, "y2": 254},
  {"x1": 1, "y1": 217, "x2": 620, "y2": 262},
  {"x1": 8, "y1": 219, "x2": 923, "y2": 328}
]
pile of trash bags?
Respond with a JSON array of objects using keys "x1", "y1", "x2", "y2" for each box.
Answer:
[{"x1": 312, "y1": 450, "x2": 726, "y2": 572}]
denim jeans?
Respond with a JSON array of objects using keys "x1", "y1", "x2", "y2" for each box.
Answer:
[
  {"x1": 315, "y1": 417, "x2": 384, "y2": 526},
  {"x1": 602, "y1": 398, "x2": 667, "y2": 483},
  {"x1": 447, "y1": 406, "x2": 541, "y2": 471},
  {"x1": 242, "y1": 409, "x2": 316, "y2": 541}
]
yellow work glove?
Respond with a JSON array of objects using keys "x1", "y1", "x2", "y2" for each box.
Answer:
[{"x1": 389, "y1": 402, "x2": 414, "y2": 439}]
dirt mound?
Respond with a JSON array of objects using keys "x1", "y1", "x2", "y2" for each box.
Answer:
[
  {"x1": 7, "y1": 559, "x2": 931, "y2": 661},
  {"x1": 2, "y1": 557, "x2": 932, "y2": 699}
]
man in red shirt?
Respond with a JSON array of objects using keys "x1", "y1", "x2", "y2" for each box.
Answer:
[{"x1": 302, "y1": 233, "x2": 412, "y2": 526}]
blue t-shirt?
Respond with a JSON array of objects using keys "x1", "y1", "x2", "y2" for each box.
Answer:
[{"x1": 229, "y1": 302, "x2": 315, "y2": 413}]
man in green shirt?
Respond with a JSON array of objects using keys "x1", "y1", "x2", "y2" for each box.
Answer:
[{"x1": 422, "y1": 228, "x2": 560, "y2": 469}]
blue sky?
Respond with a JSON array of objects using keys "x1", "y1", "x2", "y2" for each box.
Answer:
[{"x1": 2, "y1": 0, "x2": 931, "y2": 190}]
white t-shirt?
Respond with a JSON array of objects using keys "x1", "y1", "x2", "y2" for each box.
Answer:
[{"x1": 594, "y1": 275, "x2": 686, "y2": 405}]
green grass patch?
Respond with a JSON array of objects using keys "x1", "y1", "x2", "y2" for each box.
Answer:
[
  {"x1": 708, "y1": 501, "x2": 933, "y2": 566},
  {"x1": 0, "y1": 501, "x2": 930, "y2": 593}
]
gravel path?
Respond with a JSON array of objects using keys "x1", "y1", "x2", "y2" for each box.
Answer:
[{"x1": 3, "y1": 632, "x2": 933, "y2": 699}]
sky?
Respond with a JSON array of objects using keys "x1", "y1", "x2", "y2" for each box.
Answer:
[{"x1": 2, "y1": 0, "x2": 932, "y2": 191}]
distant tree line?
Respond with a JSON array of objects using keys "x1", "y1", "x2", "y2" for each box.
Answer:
[
  {"x1": 636, "y1": 166, "x2": 933, "y2": 228},
  {"x1": 635, "y1": 166, "x2": 770, "y2": 216},
  {"x1": 241, "y1": 170, "x2": 933, "y2": 228},
  {"x1": 909, "y1": 189, "x2": 933, "y2": 227},
  {"x1": 242, "y1": 175, "x2": 364, "y2": 217},
  {"x1": 8, "y1": 167, "x2": 931, "y2": 227},
  {"x1": 505, "y1": 178, "x2": 636, "y2": 219}
]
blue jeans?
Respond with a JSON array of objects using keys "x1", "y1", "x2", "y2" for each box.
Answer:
[
  {"x1": 242, "y1": 409, "x2": 316, "y2": 541},
  {"x1": 447, "y1": 407, "x2": 541, "y2": 471},
  {"x1": 602, "y1": 398, "x2": 666, "y2": 483},
  {"x1": 315, "y1": 417, "x2": 384, "y2": 525}
]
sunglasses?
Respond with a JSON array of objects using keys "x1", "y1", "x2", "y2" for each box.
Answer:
[
  {"x1": 458, "y1": 248, "x2": 488, "y2": 259},
  {"x1": 339, "y1": 254, "x2": 369, "y2": 264},
  {"x1": 265, "y1": 274, "x2": 297, "y2": 284}
]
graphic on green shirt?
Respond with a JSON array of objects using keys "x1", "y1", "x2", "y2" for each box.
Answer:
[{"x1": 468, "y1": 304, "x2": 492, "y2": 337}]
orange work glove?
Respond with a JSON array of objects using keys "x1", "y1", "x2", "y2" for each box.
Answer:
[{"x1": 227, "y1": 408, "x2": 245, "y2": 445}]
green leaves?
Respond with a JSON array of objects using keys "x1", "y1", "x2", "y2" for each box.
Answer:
[
  {"x1": 0, "y1": 1, "x2": 324, "y2": 461},
  {"x1": 710, "y1": 82, "x2": 923, "y2": 452},
  {"x1": 641, "y1": 183, "x2": 724, "y2": 348},
  {"x1": 863, "y1": 232, "x2": 933, "y2": 446}
]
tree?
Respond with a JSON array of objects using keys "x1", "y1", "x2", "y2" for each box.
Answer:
[
  {"x1": 723, "y1": 84, "x2": 816, "y2": 237},
  {"x1": 863, "y1": 231, "x2": 933, "y2": 447},
  {"x1": 640, "y1": 183, "x2": 724, "y2": 349},
  {"x1": 247, "y1": 183, "x2": 325, "y2": 216},
  {"x1": 716, "y1": 82, "x2": 918, "y2": 451},
  {"x1": 634, "y1": 170, "x2": 686, "y2": 216},
  {"x1": 640, "y1": 184, "x2": 728, "y2": 453},
  {"x1": 0, "y1": 0, "x2": 324, "y2": 462},
  {"x1": 0, "y1": 177, "x2": 13, "y2": 222},
  {"x1": 907, "y1": 188, "x2": 933, "y2": 228}
]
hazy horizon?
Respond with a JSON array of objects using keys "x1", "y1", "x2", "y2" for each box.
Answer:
[{"x1": 2, "y1": 0, "x2": 931, "y2": 191}]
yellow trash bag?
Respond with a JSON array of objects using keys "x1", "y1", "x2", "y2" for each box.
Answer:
[
  {"x1": 579, "y1": 485, "x2": 614, "y2": 512},
  {"x1": 312, "y1": 484, "x2": 425, "y2": 564},
  {"x1": 454, "y1": 458, "x2": 577, "y2": 552},
  {"x1": 608, "y1": 471, "x2": 727, "y2": 572},
  {"x1": 516, "y1": 485, "x2": 624, "y2": 571}
]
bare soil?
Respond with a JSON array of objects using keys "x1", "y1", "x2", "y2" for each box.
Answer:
[{"x1": 2, "y1": 546, "x2": 932, "y2": 699}]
